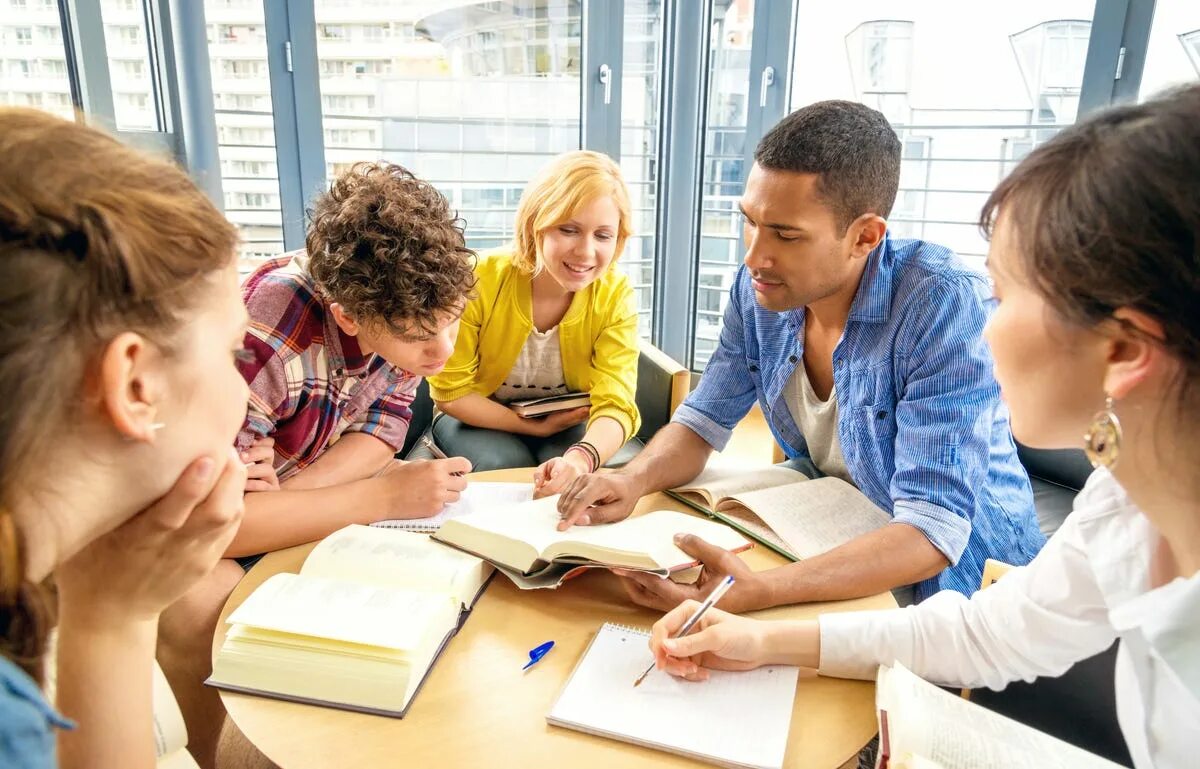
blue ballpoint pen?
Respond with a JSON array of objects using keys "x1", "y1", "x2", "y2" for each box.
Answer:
[{"x1": 633, "y1": 574, "x2": 736, "y2": 687}]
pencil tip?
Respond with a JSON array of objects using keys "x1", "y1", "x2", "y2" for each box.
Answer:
[{"x1": 633, "y1": 674, "x2": 645, "y2": 688}]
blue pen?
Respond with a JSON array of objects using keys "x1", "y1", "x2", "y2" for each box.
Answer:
[{"x1": 524, "y1": 640, "x2": 555, "y2": 670}]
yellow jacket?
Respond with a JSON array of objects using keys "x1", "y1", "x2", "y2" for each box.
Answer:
[{"x1": 428, "y1": 250, "x2": 641, "y2": 441}]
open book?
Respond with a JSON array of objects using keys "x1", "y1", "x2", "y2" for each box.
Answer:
[
  {"x1": 876, "y1": 662, "x2": 1125, "y2": 769},
  {"x1": 433, "y1": 495, "x2": 751, "y2": 583},
  {"x1": 669, "y1": 465, "x2": 891, "y2": 561},
  {"x1": 548, "y1": 623, "x2": 799, "y2": 768},
  {"x1": 509, "y1": 391, "x2": 591, "y2": 417},
  {"x1": 207, "y1": 525, "x2": 493, "y2": 717}
]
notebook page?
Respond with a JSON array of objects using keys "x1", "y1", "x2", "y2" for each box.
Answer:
[
  {"x1": 548, "y1": 623, "x2": 798, "y2": 769},
  {"x1": 723, "y1": 477, "x2": 891, "y2": 559},
  {"x1": 373, "y1": 482, "x2": 533, "y2": 531}
]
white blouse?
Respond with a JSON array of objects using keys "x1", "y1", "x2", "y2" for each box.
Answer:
[{"x1": 819, "y1": 468, "x2": 1200, "y2": 769}]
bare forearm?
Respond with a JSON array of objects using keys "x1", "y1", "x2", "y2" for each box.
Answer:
[
  {"x1": 56, "y1": 613, "x2": 158, "y2": 769},
  {"x1": 761, "y1": 523, "x2": 949, "y2": 605},
  {"x1": 580, "y1": 416, "x2": 625, "y2": 464},
  {"x1": 281, "y1": 432, "x2": 394, "y2": 491},
  {"x1": 436, "y1": 393, "x2": 529, "y2": 433},
  {"x1": 620, "y1": 423, "x2": 713, "y2": 495},
  {"x1": 229, "y1": 480, "x2": 387, "y2": 555}
]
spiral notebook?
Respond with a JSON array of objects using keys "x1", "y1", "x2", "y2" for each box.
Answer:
[
  {"x1": 372, "y1": 482, "x2": 533, "y2": 532},
  {"x1": 547, "y1": 623, "x2": 799, "y2": 769}
]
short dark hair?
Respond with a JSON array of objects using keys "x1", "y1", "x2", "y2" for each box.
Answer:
[
  {"x1": 754, "y1": 100, "x2": 901, "y2": 231},
  {"x1": 306, "y1": 162, "x2": 476, "y2": 338},
  {"x1": 980, "y1": 83, "x2": 1200, "y2": 393}
]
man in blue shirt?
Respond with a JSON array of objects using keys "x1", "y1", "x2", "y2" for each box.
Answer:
[{"x1": 557, "y1": 100, "x2": 1043, "y2": 611}]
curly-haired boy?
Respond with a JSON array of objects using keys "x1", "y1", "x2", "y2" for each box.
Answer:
[
  {"x1": 155, "y1": 165, "x2": 476, "y2": 766},
  {"x1": 229, "y1": 162, "x2": 478, "y2": 552}
]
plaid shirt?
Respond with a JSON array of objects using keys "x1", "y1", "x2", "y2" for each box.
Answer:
[{"x1": 235, "y1": 252, "x2": 418, "y2": 481}]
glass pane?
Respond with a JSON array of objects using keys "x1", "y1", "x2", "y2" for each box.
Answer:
[
  {"x1": 204, "y1": 0, "x2": 285, "y2": 277},
  {"x1": 1137, "y1": 0, "x2": 1200, "y2": 101},
  {"x1": 620, "y1": 0, "x2": 664, "y2": 341},
  {"x1": 0, "y1": 0, "x2": 75, "y2": 120},
  {"x1": 694, "y1": 0, "x2": 754, "y2": 370},
  {"x1": 100, "y1": 0, "x2": 160, "y2": 130},
  {"x1": 788, "y1": 1, "x2": 1096, "y2": 277},
  {"x1": 314, "y1": 0, "x2": 581, "y2": 256}
]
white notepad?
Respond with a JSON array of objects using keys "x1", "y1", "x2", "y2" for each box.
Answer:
[
  {"x1": 547, "y1": 623, "x2": 799, "y2": 769},
  {"x1": 372, "y1": 482, "x2": 533, "y2": 532}
]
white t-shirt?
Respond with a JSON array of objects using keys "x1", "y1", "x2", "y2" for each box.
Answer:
[
  {"x1": 819, "y1": 468, "x2": 1200, "y2": 769},
  {"x1": 782, "y1": 360, "x2": 852, "y2": 483},
  {"x1": 492, "y1": 325, "x2": 569, "y2": 404}
]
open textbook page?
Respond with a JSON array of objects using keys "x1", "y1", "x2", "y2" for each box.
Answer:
[
  {"x1": 877, "y1": 663, "x2": 1125, "y2": 769},
  {"x1": 301, "y1": 524, "x2": 492, "y2": 609},
  {"x1": 721, "y1": 477, "x2": 891, "y2": 559},
  {"x1": 434, "y1": 495, "x2": 750, "y2": 577}
]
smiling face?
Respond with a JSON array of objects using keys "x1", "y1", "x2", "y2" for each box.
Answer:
[
  {"x1": 537, "y1": 194, "x2": 621, "y2": 293},
  {"x1": 739, "y1": 164, "x2": 874, "y2": 313}
]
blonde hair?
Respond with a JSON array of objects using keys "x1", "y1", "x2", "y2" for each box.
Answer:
[{"x1": 510, "y1": 150, "x2": 634, "y2": 274}]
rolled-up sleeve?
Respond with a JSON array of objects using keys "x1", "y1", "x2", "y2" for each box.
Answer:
[
  {"x1": 888, "y1": 275, "x2": 1000, "y2": 566},
  {"x1": 671, "y1": 269, "x2": 758, "y2": 451}
]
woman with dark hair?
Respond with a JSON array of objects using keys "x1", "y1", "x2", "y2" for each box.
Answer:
[
  {"x1": 0, "y1": 108, "x2": 248, "y2": 768},
  {"x1": 646, "y1": 85, "x2": 1200, "y2": 769}
]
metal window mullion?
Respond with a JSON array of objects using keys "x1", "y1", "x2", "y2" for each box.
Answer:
[
  {"x1": 62, "y1": 0, "x2": 117, "y2": 128},
  {"x1": 164, "y1": 0, "x2": 223, "y2": 207},
  {"x1": 581, "y1": 0, "x2": 624, "y2": 158},
  {"x1": 740, "y1": 0, "x2": 796, "y2": 176},
  {"x1": 1078, "y1": 0, "x2": 1155, "y2": 115},
  {"x1": 651, "y1": 0, "x2": 713, "y2": 364},
  {"x1": 263, "y1": 0, "x2": 325, "y2": 251}
]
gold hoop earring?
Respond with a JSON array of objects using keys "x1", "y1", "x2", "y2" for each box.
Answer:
[{"x1": 1083, "y1": 396, "x2": 1122, "y2": 469}]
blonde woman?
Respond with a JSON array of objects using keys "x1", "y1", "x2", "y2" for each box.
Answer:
[
  {"x1": 429, "y1": 150, "x2": 640, "y2": 496},
  {"x1": 0, "y1": 108, "x2": 247, "y2": 769}
]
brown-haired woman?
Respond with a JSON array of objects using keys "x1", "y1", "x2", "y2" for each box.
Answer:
[
  {"x1": 0, "y1": 108, "x2": 248, "y2": 768},
  {"x1": 645, "y1": 85, "x2": 1200, "y2": 769}
]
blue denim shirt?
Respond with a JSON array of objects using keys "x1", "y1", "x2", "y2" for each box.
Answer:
[
  {"x1": 1, "y1": 656, "x2": 72, "y2": 769},
  {"x1": 673, "y1": 235, "x2": 1044, "y2": 600}
]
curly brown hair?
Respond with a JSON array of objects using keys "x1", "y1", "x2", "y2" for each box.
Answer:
[{"x1": 306, "y1": 162, "x2": 476, "y2": 338}]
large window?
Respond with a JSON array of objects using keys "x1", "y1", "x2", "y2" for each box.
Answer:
[
  {"x1": 694, "y1": 0, "x2": 754, "y2": 369},
  {"x1": 1138, "y1": 0, "x2": 1200, "y2": 100},
  {"x1": 788, "y1": 2, "x2": 1096, "y2": 276},
  {"x1": 313, "y1": 0, "x2": 582, "y2": 256},
  {"x1": 204, "y1": 1, "x2": 285, "y2": 274},
  {"x1": 0, "y1": 1, "x2": 73, "y2": 120},
  {"x1": 619, "y1": 0, "x2": 663, "y2": 340}
]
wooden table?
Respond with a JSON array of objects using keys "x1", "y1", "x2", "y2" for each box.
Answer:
[{"x1": 214, "y1": 469, "x2": 896, "y2": 768}]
